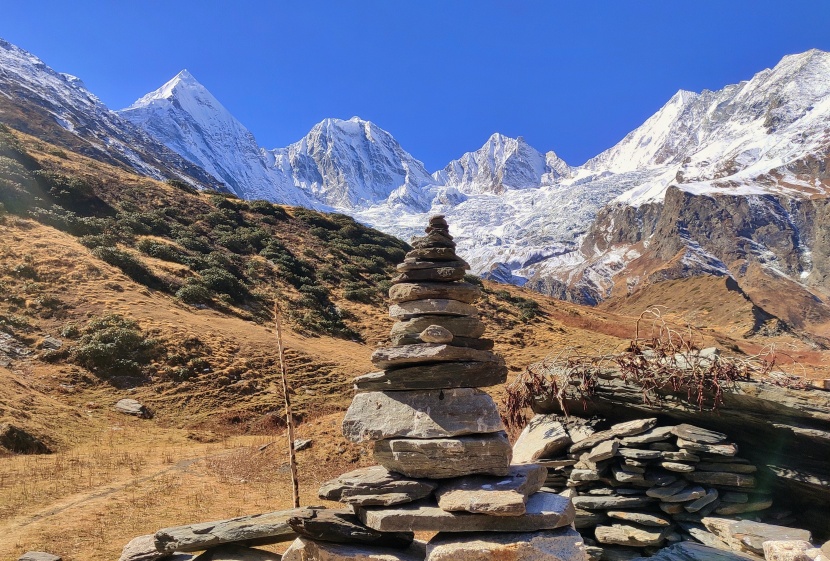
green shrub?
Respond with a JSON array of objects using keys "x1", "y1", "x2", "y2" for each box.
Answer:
[
  {"x1": 166, "y1": 178, "x2": 198, "y2": 194},
  {"x1": 249, "y1": 199, "x2": 288, "y2": 220},
  {"x1": 198, "y1": 267, "x2": 248, "y2": 302},
  {"x1": 91, "y1": 247, "x2": 165, "y2": 289},
  {"x1": 175, "y1": 283, "x2": 212, "y2": 305},
  {"x1": 136, "y1": 238, "x2": 187, "y2": 263},
  {"x1": 71, "y1": 314, "x2": 160, "y2": 378}
]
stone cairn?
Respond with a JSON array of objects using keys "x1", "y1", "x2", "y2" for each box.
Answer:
[
  {"x1": 512, "y1": 414, "x2": 790, "y2": 560},
  {"x1": 282, "y1": 215, "x2": 588, "y2": 561}
]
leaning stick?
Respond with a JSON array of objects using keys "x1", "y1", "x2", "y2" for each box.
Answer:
[{"x1": 275, "y1": 301, "x2": 300, "y2": 507}]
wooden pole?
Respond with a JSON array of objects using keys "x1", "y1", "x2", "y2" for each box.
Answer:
[{"x1": 274, "y1": 301, "x2": 300, "y2": 508}]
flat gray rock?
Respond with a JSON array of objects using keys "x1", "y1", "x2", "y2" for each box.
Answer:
[
  {"x1": 619, "y1": 426, "x2": 675, "y2": 446},
  {"x1": 118, "y1": 534, "x2": 167, "y2": 561},
  {"x1": 319, "y1": 466, "x2": 437, "y2": 506},
  {"x1": 570, "y1": 419, "x2": 658, "y2": 453},
  {"x1": 404, "y1": 247, "x2": 459, "y2": 261},
  {"x1": 606, "y1": 510, "x2": 672, "y2": 527},
  {"x1": 684, "y1": 472, "x2": 755, "y2": 488},
  {"x1": 373, "y1": 433, "x2": 512, "y2": 479},
  {"x1": 342, "y1": 389, "x2": 503, "y2": 442},
  {"x1": 356, "y1": 492, "x2": 575, "y2": 533},
  {"x1": 434, "y1": 464, "x2": 547, "y2": 516},
  {"x1": 389, "y1": 300, "x2": 477, "y2": 319},
  {"x1": 617, "y1": 448, "x2": 661, "y2": 460},
  {"x1": 426, "y1": 527, "x2": 588, "y2": 561},
  {"x1": 645, "y1": 479, "x2": 688, "y2": 500},
  {"x1": 371, "y1": 344, "x2": 498, "y2": 369},
  {"x1": 115, "y1": 398, "x2": 152, "y2": 419},
  {"x1": 676, "y1": 438, "x2": 737, "y2": 456},
  {"x1": 282, "y1": 537, "x2": 425, "y2": 561},
  {"x1": 660, "y1": 485, "x2": 706, "y2": 503},
  {"x1": 397, "y1": 259, "x2": 469, "y2": 272},
  {"x1": 595, "y1": 523, "x2": 669, "y2": 547},
  {"x1": 671, "y1": 424, "x2": 728, "y2": 444},
  {"x1": 390, "y1": 315, "x2": 485, "y2": 340},
  {"x1": 154, "y1": 508, "x2": 308, "y2": 552},
  {"x1": 287, "y1": 509, "x2": 413, "y2": 548},
  {"x1": 635, "y1": 542, "x2": 759, "y2": 560},
  {"x1": 392, "y1": 267, "x2": 466, "y2": 283},
  {"x1": 512, "y1": 414, "x2": 572, "y2": 464},
  {"x1": 702, "y1": 517, "x2": 812, "y2": 555},
  {"x1": 18, "y1": 554, "x2": 62, "y2": 561},
  {"x1": 658, "y1": 462, "x2": 696, "y2": 473},
  {"x1": 572, "y1": 496, "x2": 654, "y2": 510},
  {"x1": 389, "y1": 282, "x2": 480, "y2": 304},
  {"x1": 586, "y1": 439, "x2": 619, "y2": 462},
  {"x1": 660, "y1": 451, "x2": 700, "y2": 462},
  {"x1": 192, "y1": 545, "x2": 281, "y2": 560},
  {"x1": 354, "y1": 361, "x2": 507, "y2": 391},
  {"x1": 684, "y1": 488, "x2": 719, "y2": 512}
]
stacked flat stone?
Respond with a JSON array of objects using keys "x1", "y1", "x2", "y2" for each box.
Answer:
[
  {"x1": 513, "y1": 415, "x2": 774, "y2": 560},
  {"x1": 281, "y1": 216, "x2": 588, "y2": 561}
]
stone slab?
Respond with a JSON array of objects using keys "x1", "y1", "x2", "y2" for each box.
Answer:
[
  {"x1": 676, "y1": 438, "x2": 737, "y2": 456},
  {"x1": 373, "y1": 433, "x2": 512, "y2": 479},
  {"x1": 389, "y1": 300, "x2": 478, "y2": 320},
  {"x1": 425, "y1": 527, "x2": 589, "y2": 561},
  {"x1": 371, "y1": 344, "x2": 498, "y2": 370},
  {"x1": 389, "y1": 283, "x2": 480, "y2": 304},
  {"x1": 512, "y1": 415, "x2": 572, "y2": 464},
  {"x1": 763, "y1": 541, "x2": 818, "y2": 561},
  {"x1": 636, "y1": 542, "x2": 759, "y2": 561},
  {"x1": 118, "y1": 535, "x2": 168, "y2": 561},
  {"x1": 390, "y1": 316, "x2": 485, "y2": 340},
  {"x1": 713, "y1": 498, "x2": 773, "y2": 515},
  {"x1": 287, "y1": 509, "x2": 413, "y2": 548},
  {"x1": 606, "y1": 510, "x2": 672, "y2": 527},
  {"x1": 569, "y1": 419, "x2": 658, "y2": 453},
  {"x1": 434, "y1": 464, "x2": 547, "y2": 516},
  {"x1": 571, "y1": 496, "x2": 655, "y2": 510},
  {"x1": 702, "y1": 517, "x2": 812, "y2": 555},
  {"x1": 595, "y1": 523, "x2": 669, "y2": 547},
  {"x1": 696, "y1": 462, "x2": 756, "y2": 474},
  {"x1": 318, "y1": 466, "x2": 437, "y2": 507},
  {"x1": 671, "y1": 424, "x2": 728, "y2": 444},
  {"x1": 154, "y1": 509, "x2": 308, "y2": 552},
  {"x1": 354, "y1": 361, "x2": 507, "y2": 391},
  {"x1": 404, "y1": 248, "x2": 458, "y2": 262},
  {"x1": 282, "y1": 537, "x2": 425, "y2": 561},
  {"x1": 192, "y1": 545, "x2": 281, "y2": 560},
  {"x1": 356, "y1": 493, "x2": 575, "y2": 533},
  {"x1": 342, "y1": 389, "x2": 503, "y2": 442},
  {"x1": 618, "y1": 426, "x2": 675, "y2": 446},
  {"x1": 397, "y1": 259, "x2": 469, "y2": 272},
  {"x1": 684, "y1": 472, "x2": 755, "y2": 488},
  {"x1": 392, "y1": 267, "x2": 466, "y2": 283}
]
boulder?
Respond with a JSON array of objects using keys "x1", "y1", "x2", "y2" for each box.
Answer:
[
  {"x1": 287, "y1": 509, "x2": 413, "y2": 548},
  {"x1": 318, "y1": 466, "x2": 437, "y2": 507},
  {"x1": 389, "y1": 282, "x2": 481, "y2": 304},
  {"x1": 356, "y1": 492, "x2": 575, "y2": 533},
  {"x1": 389, "y1": 300, "x2": 478, "y2": 319},
  {"x1": 373, "y1": 433, "x2": 512, "y2": 479},
  {"x1": 434, "y1": 464, "x2": 547, "y2": 516},
  {"x1": 702, "y1": 517, "x2": 812, "y2": 555},
  {"x1": 191, "y1": 545, "x2": 281, "y2": 560},
  {"x1": 353, "y1": 361, "x2": 506, "y2": 391},
  {"x1": 370, "y1": 344, "x2": 498, "y2": 370},
  {"x1": 282, "y1": 537, "x2": 425, "y2": 561},
  {"x1": 425, "y1": 527, "x2": 589, "y2": 561},
  {"x1": 154, "y1": 508, "x2": 308, "y2": 552},
  {"x1": 512, "y1": 415, "x2": 572, "y2": 463},
  {"x1": 115, "y1": 398, "x2": 153, "y2": 419},
  {"x1": 343, "y1": 388, "x2": 503, "y2": 443},
  {"x1": 0, "y1": 423, "x2": 51, "y2": 454}
]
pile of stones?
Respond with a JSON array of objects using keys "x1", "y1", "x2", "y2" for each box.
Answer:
[
  {"x1": 513, "y1": 414, "x2": 790, "y2": 559},
  {"x1": 283, "y1": 215, "x2": 588, "y2": 561}
]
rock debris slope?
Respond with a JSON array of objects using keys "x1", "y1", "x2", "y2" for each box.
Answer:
[{"x1": 289, "y1": 215, "x2": 589, "y2": 560}]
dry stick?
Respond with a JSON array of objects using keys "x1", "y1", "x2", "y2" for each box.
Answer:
[{"x1": 274, "y1": 301, "x2": 300, "y2": 508}]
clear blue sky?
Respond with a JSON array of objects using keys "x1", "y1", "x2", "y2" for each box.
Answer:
[{"x1": 3, "y1": 1, "x2": 830, "y2": 170}]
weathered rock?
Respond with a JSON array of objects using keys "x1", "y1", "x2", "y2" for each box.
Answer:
[
  {"x1": 319, "y1": 466, "x2": 437, "y2": 506},
  {"x1": 370, "y1": 344, "x2": 498, "y2": 370},
  {"x1": 425, "y1": 527, "x2": 589, "y2": 561},
  {"x1": 659, "y1": 502, "x2": 685, "y2": 514},
  {"x1": 572, "y1": 496, "x2": 654, "y2": 510},
  {"x1": 0, "y1": 423, "x2": 51, "y2": 454},
  {"x1": 118, "y1": 534, "x2": 169, "y2": 561},
  {"x1": 619, "y1": 426, "x2": 675, "y2": 446},
  {"x1": 418, "y1": 326, "x2": 453, "y2": 344},
  {"x1": 611, "y1": 465, "x2": 650, "y2": 485},
  {"x1": 390, "y1": 315, "x2": 486, "y2": 340},
  {"x1": 389, "y1": 300, "x2": 478, "y2": 319},
  {"x1": 685, "y1": 472, "x2": 755, "y2": 488},
  {"x1": 288, "y1": 509, "x2": 413, "y2": 548},
  {"x1": 356, "y1": 492, "x2": 575, "y2": 533},
  {"x1": 282, "y1": 537, "x2": 425, "y2": 561},
  {"x1": 702, "y1": 517, "x2": 812, "y2": 555},
  {"x1": 644, "y1": 472, "x2": 679, "y2": 487},
  {"x1": 634, "y1": 542, "x2": 759, "y2": 560},
  {"x1": 18, "y1": 553, "x2": 62, "y2": 561},
  {"x1": 570, "y1": 419, "x2": 658, "y2": 453},
  {"x1": 571, "y1": 469, "x2": 601, "y2": 482},
  {"x1": 397, "y1": 259, "x2": 469, "y2": 273},
  {"x1": 392, "y1": 267, "x2": 466, "y2": 283},
  {"x1": 512, "y1": 415, "x2": 572, "y2": 464},
  {"x1": 713, "y1": 498, "x2": 773, "y2": 515},
  {"x1": 676, "y1": 438, "x2": 737, "y2": 456},
  {"x1": 40, "y1": 336, "x2": 63, "y2": 350},
  {"x1": 373, "y1": 433, "x2": 512, "y2": 479},
  {"x1": 411, "y1": 231, "x2": 456, "y2": 249},
  {"x1": 586, "y1": 439, "x2": 619, "y2": 462},
  {"x1": 645, "y1": 479, "x2": 687, "y2": 500},
  {"x1": 342, "y1": 389, "x2": 503, "y2": 442},
  {"x1": 762, "y1": 540, "x2": 817, "y2": 561},
  {"x1": 574, "y1": 508, "x2": 609, "y2": 529},
  {"x1": 684, "y1": 488, "x2": 719, "y2": 512},
  {"x1": 354, "y1": 361, "x2": 507, "y2": 391},
  {"x1": 389, "y1": 283, "x2": 481, "y2": 304},
  {"x1": 595, "y1": 523, "x2": 669, "y2": 547},
  {"x1": 606, "y1": 510, "x2": 672, "y2": 527},
  {"x1": 294, "y1": 439, "x2": 312, "y2": 452},
  {"x1": 617, "y1": 448, "x2": 661, "y2": 460},
  {"x1": 671, "y1": 424, "x2": 728, "y2": 444},
  {"x1": 434, "y1": 464, "x2": 547, "y2": 516},
  {"x1": 191, "y1": 545, "x2": 281, "y2": 560},
  {"x1": 660, "y1": 451, "x2": 700, "y2": 462},
  {"x1": 154, "y1": 509, "x2": 308, "y2": 552},
  {"x1": 661, "y1": 485, "x2": 706, "y2": 503},
  {"x1": 115, "y1": 398, "x2": 153, "y2": 419},
  {"x1": 659, "y1": 462, "x2": 696, "y2": 473},
  {"x1": 404, "y1": 248, "x2": 459, "y2": 262}
]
